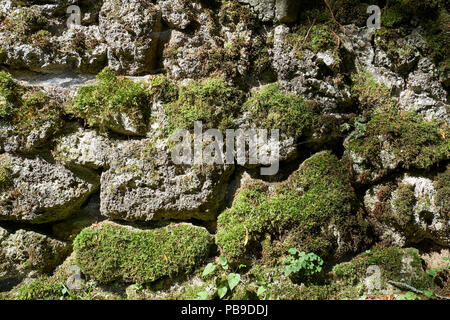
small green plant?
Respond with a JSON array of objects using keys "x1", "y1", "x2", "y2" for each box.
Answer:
[
  {"x1": 197, "y1": 256, "x2": 241, "y2": 300},
  {"x1": 283, "y1": 248, "x2": 324, "y2": 277},
  {"x1": 0, "y1": 71, "x2": 21, "y2": 119},
  {"x1": 396, "y1": 291, "x2": 421, "y2": 300},
  {"x1": 426, "y1": 257, "x2": 450, "y2": 280},
  {"x1": 255, "y1": 276, "x2": 271, "y2": 300}
]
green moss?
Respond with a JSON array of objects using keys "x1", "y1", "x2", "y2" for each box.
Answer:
[
  {"x1": 423, "y1": 8, "x2": 450, "y2": 72},
  {"x1": 73, "y1": 222, "x2": 213, "y2": 284},
  {"x1": 0, "y1": 48, "x2": 6, "y2": 64},
  {"x1": 243, "y1": 83, "x2": 318, "y2": 138},
  {"x1": 0, "y1": 71, "x2": 21, "y2": 119},
  {"x1": 0, "y1": 155, "x2": 11, "y2": 190},
  {"x1": 6, "y1": 276, "x2": 64, "y2": 300},
  {"x1": 0, "y1": 71, "x2": 62, "y2": 136},
  {"x1": 391, "y1": 183, "x2": 416, "y2": 226},
  {"x1": 382, "y1": 0, "x2": 441, "y2": 28},
  {"x1": 15, "y1": 90, "x2": 61, "y2": 134},
  {"x1": 351, "y1": 72, "x2": 394, "y2": 113},
  {"x1": 68, "y1": 68, "x2": 151, "y2": 134},
  {"x1": 287, "y1": 24, "x2": 340, "y2": 58},
  {"x1": 164, "y1": 77, "x2": 244, "y2": 132},
  {"x1": 346, "y1": 109, "x2": 450, "y2": 179},
  {"x1": 218, "y1": 0, "x2": 258, "y2": 27},
  {"x1": 380, "y1": 1, "x2": 449, "y2": 72},
  {"x1": 3, "y1": 7, "x2": 49, "y2": 42},
  {"x1": 147, "y1": 74, "x2": 178, "y2": 104},
  {"x1": 30, "y1": 30, "x2": 53, "y2": 50},
  {"x1": 216, "y1": 151, "x2": 365, "y2": 265}
]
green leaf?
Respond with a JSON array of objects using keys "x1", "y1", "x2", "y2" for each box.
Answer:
[
  {"x1": 427, "y1": 269, "x2": 438, "y2": 278},
  {"x1": 219, "y1": 256, "x2": 229, "y2": 270},
  {"x1": 288, "y1": 248, "x2": 298, "y2": 255},
  {"x1": 257, "y1": 286, "x2": 266, "y2": 297},
  {"x1": 423, "y1": 290, "x2": 434, "y2": 299},
  {"x1": 196, "y1": 291, "x2": 209, "y2": 300},
  {"x1": 227, "y1": 273, "x2": 241, "y2": 291},
  {"x1": 202, "y1": 262, "x2": 217, "y2": 277},
  {"x1": 284, "y1": 266, "x2": 293, "y2": 276},
  {"x1": 217, "y1": 285, "x2": 228, "y2": 299}
]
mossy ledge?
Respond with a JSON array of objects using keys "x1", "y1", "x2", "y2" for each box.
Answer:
[{"x1": 73, "y1": 222, "x2": 213, "y2": 284}]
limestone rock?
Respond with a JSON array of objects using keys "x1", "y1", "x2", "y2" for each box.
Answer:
[
  {"x1": 0, "y1": 226, "x2": 69, "y2": 281},
  {"x1": 100, "y1": 135, "x2": 234, "y2": 221},
  {"x1": 364, "y1": 171, "x2": 450, "y2": 247},
  {"x1": 99, "y1": 0, "x2": 162, "y2": 75},
  {"x1": 0, "y1": 154, "x2": 98, "y2": 224}
]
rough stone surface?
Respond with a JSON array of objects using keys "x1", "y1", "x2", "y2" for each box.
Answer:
[
  {"x1": 0, "y1": 226, "x2": 69, "y2": 280},
  {"x1": 364, "y1": 173, "x2": 450, "y2": 247},
  {"x1": 100, "y1": 135, "x2": 234, "y2": 221},
  {"x1": 0, "y1": 154, "x2": 98, "y2": 224},
  {"x1": 99, "y1": 0, "x2": 162, "y2": 75}
]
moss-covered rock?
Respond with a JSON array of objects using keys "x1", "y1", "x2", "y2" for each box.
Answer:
[
  {"x1": 332, "y1": 246, "x2": 433, "y2": 295},
  {"x1": 67, "y1": 68, "x2": 152, "y2": 136},
  {"x1": 216, "y1": 151, "x2": 370, "y2": 266},
  {"x1": 243, "y1": 83, "x2": 318, "y2": 139},
  {"x1": 163, "y1": 77, "x2": 244, "y2": 133},
  {"x1": 0, "y1": 71, "x2": 21, "y2": 119},
  {"x1": 73, "y1": 222, "x2": 213, "y2": 284},
  {"x1": 0, "y1": 71, "x2": 64, "y2": 152},
  {"x1": 351, "y1": 71, "x2": 395, "y2": 114},
  {"x1": 344, "y1": 109, "x2": 449, "y2": 184}
]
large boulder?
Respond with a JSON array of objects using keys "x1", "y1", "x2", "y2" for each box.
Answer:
[
  {"x1": 100, "y1": 135, "x2": 234, "y2": 221},
  {"x1": 0, "y1": 154, "x2": 98, "y2": 224},
  {"x1": 73, "y1": 221, "x2": 213, "y2": 284}
]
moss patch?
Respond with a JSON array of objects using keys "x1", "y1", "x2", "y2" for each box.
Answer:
[
  {"x1": 163, "y1": 77, "x2": 244, "y2": 133},
  {"x1": 73, "y1": 222, "x2": 213, "y2": 284},
  {"x1": 0, "y1": 71, "x2": 61, "y2": 136},
  {"x1": 435, "y1": 166, "x2": 450, "y2": 218},
  {"x1": 0, "y1": 71, "x2": 21, "y2": 119},
  {"x1": 243, "y1": 83, "x2": 318, "y2": 138},
  {"x1": 351, "y1": 71, "x2": 395, "y2": 114},
  {"x1": 68, "y1": 68, "x2": 151, "y2": 135}
]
